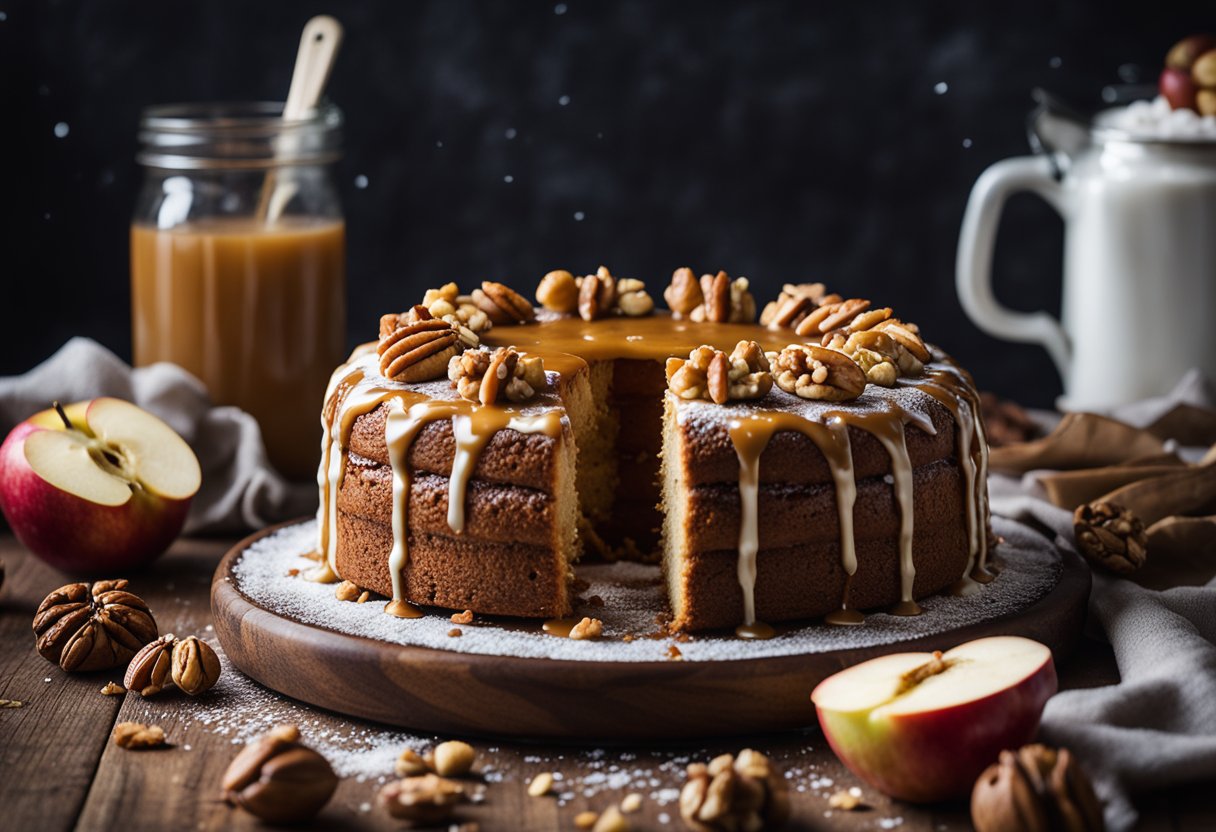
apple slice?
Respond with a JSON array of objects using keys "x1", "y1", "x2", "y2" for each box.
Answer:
[
  {"x1": 811, "y1": 636, "x2": 1057, "y2": 803},
  {"x1": 0, "y1": 398, "x2": 201, "y2": 573}
]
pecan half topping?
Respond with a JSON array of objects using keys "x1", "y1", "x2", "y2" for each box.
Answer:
[
  {"x1": 577, "y1": 266, "x2": 618, "y2": 321},
  {"x1": 448, "y1": 346, "x2": 547, "y2": 404},
  {"x1": 33, "y1": 579, "x2": 158, "y2": 672},
  {"x1": 171, "y1": 634, "x2": 222, "y2": 696},
  {"x1": 664, "y1": 267, "x2": 703, "y2": 318},
  {"x1": 378, "y1": 305, "x2": 462, "y2": 383},
  {"x1": 223, "y1": 725, "x2": 339, "y2": 825},
  {"x1": 768, "y1": 343, "x2": 866, "y2": 401},
  {"x1": 971, "y1": 744, "x2": 1104, "y2": 832},
  {"x1": 471, "y1": 280, "x2": 535, "y2": 325},
  {"x1": 124, "y1": 634, "x2": 176, "y2": 697},
  {"x1": 759, "y1": 282, "x2": 833, "y2": 328},
  {"x1": 378, "y1": 774, "x2": 465, "y2": 824},
  {"x1": 690, "y1": 271, "x2": 756, "y2": 323},
  {"x1": 536, "y1": 269, "x2": 579, "y2": 314},
  {"x1": 1074, "y1": 501, "x2": 1147, "y2": 575},
  {"x1": 666, "y1": 341, "x2": 773, "y2": 404},
  {"x1": 679, "y1": 749, "x2": 790, "y2": 832}
]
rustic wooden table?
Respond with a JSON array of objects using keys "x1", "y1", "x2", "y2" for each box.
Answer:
[{"x1": 0, "y1": 534, "x2": 1203, "y2": 831}]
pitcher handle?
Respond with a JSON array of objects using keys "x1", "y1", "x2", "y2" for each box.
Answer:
[{"x1": 956, "y1": 154, "x2": 1071, "y2": 383}]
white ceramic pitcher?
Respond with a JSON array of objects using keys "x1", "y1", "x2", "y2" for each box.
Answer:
[{"x1": 956, "y1": 105, "x2": 1216, "y2": 410}]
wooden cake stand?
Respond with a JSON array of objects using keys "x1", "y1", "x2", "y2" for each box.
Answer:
[{"x1": 212, "y1": 520, "x2": 1090, "y2": 741}]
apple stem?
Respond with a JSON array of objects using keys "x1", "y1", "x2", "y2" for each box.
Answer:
[{"x1": 52, "y1": 401, "x2": 72, "y2": 430}]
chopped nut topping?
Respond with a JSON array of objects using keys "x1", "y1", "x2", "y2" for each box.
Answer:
[
  {"x1": 784, "y1": 294, "x2": 928, "y2": 383},
  {"x1": 432, "y1": 740, "x2": 476, "y2": 777},
  {"x1": 472, "y1": 280, "x2": 535, "y2": 325},
  {"x1": 569, "y1": 617, "x2": 604, "y2": 640},
  {"x1": 536, "y1": 269, "x2": 579, "y2": 313},
  {"x1": 378, "y1": 774, "x2": 465, "y2": 824},
  {"x1": 690, "y1": 271, "x2": 756, "y2": 323},
  {"x1": 680, "y1": 749, "x2": 789, "y2": 832},
  {"x1": 577, "y1": 266, "x2": 619, "y2": 321},
  {"x1": 664, "y1": 267, "x2": 703, "y2": 318},
  {"x1": 378, "y1": 306, "x2": 462, "y2": 383},
  {"x1": 768, "y1": 343, "x2": 866, "y2": 401},
  {"x1": 335, "y1": 580, "x2": 360, "y2": 601},
  {"x1": 1074, "y1": 501, "x2": 1147, "y2": 575},
  {"x1": 100, "y1": 681, "x2": 126, "y2": 696},
  {"x1": 615, "y1": 277, "x2": 655, "y2": 317},
  {"x1": 396, "y1": 748, "x2": 430, "y2": 777},
  {"x1": 527, "y1": 771, "x2": 555, "y2": 797},
  {"x1": 760, "y1": 282, "x2": 831, "y2": 328},
  {"x1": 451, "y1": 609, "x2": 474, "y2": 625},
  {"x1": 112, "y1": 721, "x2": 166, "y2": 749},
  {"x1": 448, "y1": 346, "x2": 547, "y2": 404},
  {"x1": 422, "y1": 283, "x2": 494, "y2": 335},
  {"x1": 666, "y1": 341, "x2": 773, "y2": 404}
]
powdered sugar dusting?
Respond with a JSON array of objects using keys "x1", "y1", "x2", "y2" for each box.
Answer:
[{"x1": 229, "y1": 517, "x2": 1059, "y2": 663}]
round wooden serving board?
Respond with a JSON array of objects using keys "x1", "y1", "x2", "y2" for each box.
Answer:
[{"x1": 212, "y1": 520, "x2": 1090, "y2": 741}]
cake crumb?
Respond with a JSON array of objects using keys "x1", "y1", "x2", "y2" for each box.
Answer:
[
  {"x1": 451, "y1": 609, "x2": 474, "y2": 625},
  {"x1": 286, "y1": 568, "x2": 300, "y2": 577},
  {"x1": 448, "y1": 628, "x2": 463, "y2": 638},
  {"x1": 100, "y1": 682, "x2": 125, "y2": 696}
]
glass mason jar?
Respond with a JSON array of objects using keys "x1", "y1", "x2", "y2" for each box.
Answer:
[{"x1": 132, "y1": 102, "x2": 346, "y2": 480}]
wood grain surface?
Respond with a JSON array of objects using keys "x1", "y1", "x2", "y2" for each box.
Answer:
[
  {"x1": 213, "y1": 521, "x2": 1092, "y2": 740},
  {"x1": 0, "y1": 532, "x2": 1204, "y2": 831}
]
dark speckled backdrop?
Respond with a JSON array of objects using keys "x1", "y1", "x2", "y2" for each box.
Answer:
[{"x1": 1, "y1": 1, "x2": 1206, "y2": 405}]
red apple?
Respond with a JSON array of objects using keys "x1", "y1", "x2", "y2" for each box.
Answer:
[
  {"x1": 811, "y1": 636, "x2": 1057, "y2": 803},
  {"x1": 0, "y1": 398, "x2": 201, "y2": 573},
  {"x1": 1160, "y1": 66, "x2": 1199, "y2": 111}
]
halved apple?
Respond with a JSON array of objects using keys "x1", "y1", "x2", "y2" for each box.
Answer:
[
  {"x1": 811, "y1": 636, "x2": 1057, "y2": 803},
  {"x1": 0, "y1": 398, "x2": 201, "y2": 573}
]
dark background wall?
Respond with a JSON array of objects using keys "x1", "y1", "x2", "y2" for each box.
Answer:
[{"x1": 1, "y1": 0, "x2": 1203, "y2": 405}]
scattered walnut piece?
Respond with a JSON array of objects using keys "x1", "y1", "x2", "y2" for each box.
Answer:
[
  {"x1": 768, "y1": 343, "x2": 866, "y2": 401},
  {"x1": 451, "y1": 609, "x2": 474, "y2": 625},
  {"x1": 1074, "y1": 501, "x2": 1148, "y2": 575},
  {"x1": 432, "y1": 740, "x2": 476, "y2": 777},
  {"x1": 620, "y1": 792, "x2": 644, "y2": 813},
  {"x1": 575, "y1": 811, "x2": 600, "y2": 830},
  {"x1": 356, "y1": 591, "x2": 370, "y2": 604},
  {"x1": 971, "y1": 744, "x2": 1104, "y2": 832},
  {"x1": 666, "y1": 341, "x2": 773, "y2": 404},
  {"x1": 569, "y1": 617, "x2": 604, "y2": 640},
  {"x1": 528, "y1": 771, "x2": 555, "y2": 797},
  {"x1": 378, "y1": 774, "x2": 465, "y2": 824},
  {"x1": 112, "y1": 721, "x2": 166, "y2": 750},
  {"x1": 828, "y1": 788, "x2": 864, "y2": 810},
  {"x1": 335, "y1": 580, "x2": 360, "y2": 602},
  {"x1": 99, "y1": 682, "x2": 126, "y2": 696},
  {"x1": 448, "y1": 628, "x2": 463, "y2": 638},
  {"x1": 395, "y1": 748, "x2": 429, "y2": 777},
  {"x1": 0, "y1": 699, "x2": 24, "y2": 708},
  {"x1": 449, "y1": 346, "x2": 547, "y2": 404},
  {"x1": 378, "y1": 305, "x2": 461, "y2": 382},
  {"x1": 679, "y1": 750, "x2": 789, "y2": 832}
]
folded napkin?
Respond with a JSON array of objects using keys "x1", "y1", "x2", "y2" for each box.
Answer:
[
  {"x1": 0, "y1": 338, "x2": 316, "y2": 534},
  {"x1": 989, "y1": 370, "x2": 1216, "y2": 831}
]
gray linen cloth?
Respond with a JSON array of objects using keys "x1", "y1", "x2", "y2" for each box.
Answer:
[
  {"x1": 990, "y1": 370, "x2": 1216, "y2": 831},
  {"x1": 0, "y1": 338, "x2": 316, "y2": 534}
]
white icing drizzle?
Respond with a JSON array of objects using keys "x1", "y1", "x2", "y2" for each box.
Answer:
[
  {"x1": 732, "y1": 426, "x2": 762, "y2": 627},
  {"x1": 448, "y1": 415, "x2": 479, "y2": 534},
  {"x1": 823, "y1": 417, "x2": 857, "y2": 576}
]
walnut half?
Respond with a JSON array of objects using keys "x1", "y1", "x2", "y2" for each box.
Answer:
[
  {"x1": 666, "y1": 341, "x2": 772, "y2": 405},
  {"x1": 767, "y1": 343, "x2": 866, "y2": 402},
  {"x1": 448, "y1": 346, "x2": 547, "y2": 404}
]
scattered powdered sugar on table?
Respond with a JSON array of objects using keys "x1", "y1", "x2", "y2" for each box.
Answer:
[
  {"x1": 230, "y1": 516, "x2": 1059, "y2": 663},
  {"x1": 1097, "y1": 96, "x2": 1216, "y2": 139}
]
